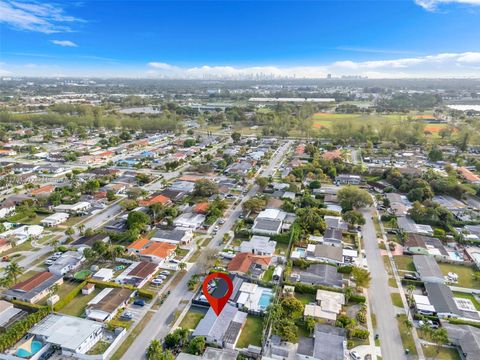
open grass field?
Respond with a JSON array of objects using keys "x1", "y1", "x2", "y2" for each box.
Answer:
[
  {"x1": 438, "y1": 263, "x2": 480, "y2": 289},
  {"x1": 237, "y1": 315, "x2": 263, "y2": 348}
]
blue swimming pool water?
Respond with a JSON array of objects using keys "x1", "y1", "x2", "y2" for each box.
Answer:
[
  {"x1": 295, "y1": 248, "x2": 306, "y2": 255},
  {"x1": 258, "y1": 290, "x2": 273, "y2": 309},
  {"x1": 16, "y1": 341, "x2": 42, "y2": 358},
  {"x1": 449, "y1": 251, "x2": 463, "y2": 261}
]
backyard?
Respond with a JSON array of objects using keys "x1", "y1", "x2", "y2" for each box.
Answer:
[
  {"x1": 179, "y1": 307, "x2": 207, "y2": 330},
  {"x1": 60, "y1": 289, "x2": 101, "y2": 317},
  {"x1": 237, "y1": 315, "x2": 263, "y2": 348},
  {"x1": 438, "y1": 263, "x2": 480, "y2": 289}
]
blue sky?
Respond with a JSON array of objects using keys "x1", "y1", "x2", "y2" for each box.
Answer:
[{"x1": 1, "y1": 0, "x2": 480, "y2": 78}]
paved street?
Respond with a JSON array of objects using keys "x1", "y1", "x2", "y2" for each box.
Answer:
[
  {"x1": 362, "y1": 208, "x2": 407, "y2": 360},
  {"x1": 120, "y1": 141, "x2": 291, "y2": 360}
]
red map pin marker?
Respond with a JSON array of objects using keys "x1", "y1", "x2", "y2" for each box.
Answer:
[{"x1": 202, "y1": 272, "x2": 233, "y2": 316}]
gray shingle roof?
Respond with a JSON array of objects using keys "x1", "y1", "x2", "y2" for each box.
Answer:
[{"x1": 425, "y1": 282, "x2": 461, "y2": 315}]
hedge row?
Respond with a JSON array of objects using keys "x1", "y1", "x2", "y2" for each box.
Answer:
[
  {"x1": 401, "y1": 279, "x2": 424, "y2": 286},
  {"x1": 448, "y1": 318, "x2": 480, "y2": 328},
  {"x1": 284, "y1": 281, "x2": 343, "y2": 294},
  {"x1": 9, "y1": 299, "x2": 45, "y2": 312},
  {"x1": 0, "y1": 307, "x2": 49, "y2": 352},
  {"x1": 350, "y1": 294, "x2": 366, "y2": 304}
]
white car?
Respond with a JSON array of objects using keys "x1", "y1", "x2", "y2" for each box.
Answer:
[
  {"x1": 349, "y1": 351, "x2": 361, "y2": 360},
  {"x1": 44, "y1": 259, "x2": 54, "y2": 266},
  {"x1": 160, "y1": 270, "x2": 171, "y2": 275},
  {"x1": 152, "y1": 278, "x2": 163, "y2": 285}
]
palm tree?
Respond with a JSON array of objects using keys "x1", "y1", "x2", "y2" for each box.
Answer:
[
  {"x1": 0, "y1": 276, "x2": 13, "y2": 289},
  {"x1": 146, "y1": 339, "x2": 162, "y2": 360},
  {"x1": 179, "y1": 262, "x2": 187, "y2": 271},
  {"x1": 5, "y1": 262, "x2": 23, "y2": 284},
  {"x1": 406, "y1": 285, "x2": 416, "y2": 304},
  {"x1": 49, "y1": 283, "x2": 60, "y2": 312}
]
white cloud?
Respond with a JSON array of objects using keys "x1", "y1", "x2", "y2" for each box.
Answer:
[
  {"x1": 145, "y1": 52, "x2": 480, "y2": 79},
  {"x1": 414, "y1": 0, "x2": 480, "y2": 11},
  {"x1": 51, "y1": 40, "x2": 77, "y2": 47},
  {"x1": 0, "y1": 0, "x2": 83, "y2": 33}
]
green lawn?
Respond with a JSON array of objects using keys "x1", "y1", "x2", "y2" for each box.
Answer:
[
  {"x1": 179, "y1": 308, "x2": 207, "y2": 330},
  {"x1": 438, "y1": 263, "x2": 480, "y2": 289},
  {"x1": 2, "y1": 240, "x2": 34, "y2": 255},
  {"x1": 394, "y1": 255, "x2": 415, "y2": 272},
  {"x1": 295, "y1": 292, "x2": 316, "y2": 305},
  {"x1": 388, "y1": 277, "x2": 398, "y2": 288},
  {"x1": 397, "y1": 314, "x2": 418, "y2": 356},
  {"x1": 237, "y1": 316, "x2": 263, "y2": 348},
  {"x1": 391, "y1": 293, "x2": 404, "y2": 308},
  {"x1": 422, "y1": 345, "x2": 460, "y2": 360},
  {"x1": 262, "y1": 266, "x2": 274, "y2": 282},
  {"x1": 60, "y1": 289, "x2": 101, "y2": 317},
  {"x1": 56, "y1": 281, "x2": 79, "y2": 299},
  {"x1": 452, "y1": 292, "x2": 480, "y2": 310}
]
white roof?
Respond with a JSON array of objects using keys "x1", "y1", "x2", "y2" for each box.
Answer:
[
  {"x1": 42, "y1": 212, "x2": 69, "y2": 221},
  {"x1": 29, "y1": 314, "x2": 102, "y2": 352},
  {"x1": 93, "y1": 268, "x2": 113, "y2": 279},
  {"x1": 343, "y1": 249, "x2": 358, "y2": 258},
  {"x1": 239, "y1": 282, "x2": 258, "y2": 294},
  {"x1": 413, "y1": 294, "x2": 431, "y2": 306},
  {"x1": 304, "y1": 304, "x2": 337, "y2": 321}
]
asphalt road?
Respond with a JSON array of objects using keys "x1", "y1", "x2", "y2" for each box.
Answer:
[
  {"x1": 361, "y1": 208, "x2": 407, "y2": 360},
  {"x1": 120, "y1": 140, "x2": 292, "y2": 360}
]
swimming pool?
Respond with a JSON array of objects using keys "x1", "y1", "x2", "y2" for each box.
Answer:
[
  {"x1": 258, "y1": 290, "x2": 273, "y2": 310},
  {"x1": 448, "y1": 251, "x2": 463, "y2": 261},
  {"x1": 16, "y1": 340, "x2": 43, "y2": 358}
]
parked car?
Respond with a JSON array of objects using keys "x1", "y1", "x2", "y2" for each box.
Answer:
[
  {"x1": 219, "y1": 219, "x2": 225, "y2": 225},
  {"x1": 133, "y1": 299, "x2": 145, "y2": 307},
  {"x1": 404, "y1": 274, "x2": 419, "y2": 281},
  {"x1": 152, "y1": 278, "x2": 163, "y2": 285},
  {"x1": 120, "y1": 311, "x2": 133, "y2": 320},
  {"x1": 160, "y1": 270, "x2": 170, "y2": 275},
  {"x1": 44, "y1": 259, "x2": 54, "y2": 266},
  {"x1": 350, "y1": 351, "x2": 362, "y2": 360}
]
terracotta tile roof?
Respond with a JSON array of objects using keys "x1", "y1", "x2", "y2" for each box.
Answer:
[
  {"x1": 31, "y1": 185, "x2": 55, "y2": 195},
  {"x1": 127, "y1": 237, "x2": 150, "y2": 250},
  {"x1": 140, "y1": 241, "x2": 176, "y2": 259},
  {"x1": 12, "y1": 271, "x2": 53, "y2": 292},
  {"x1": 193, "y1": 202, "x2": 209, "y2": 214},
  {"x1": 322, "y1": 149, "x2": 342, "y2": 161},
  {"x1": 139, "y1": 194, "x2": 171, "y2": 207},
  {"x1": 178, "y1": 175, "x2": 203, "y2": 182},
  {"x1": 128, "y1": 261, "x2": 158, "y2": 278},
  {"x1": 458, "y1": 167, "x2": 480, "y2": 183},
  {"x1": 227, "y1": 252, "x2": 272, "y2": 273}
]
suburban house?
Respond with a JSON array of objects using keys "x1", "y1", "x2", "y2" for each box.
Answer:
[
  {"x1": 297, "y1": 324, "x2": 347, "y2": 360},
  {"x1": 192, "y1": 304, "x2": 247, "y2": 349},
  {"x1": 70, "y1": 233, "x2": 110, "y2": 250},
  {"x1": 115, "y1": 261, "x2": 159, "y2": 288},
  {"x1": 173, "y1": 212, "x2": 206, "y2": 229},
  {"x1": 306, "y1": 244, "x2": 344, "y2": 265},
  {"x1": 458, "y1": 167, "x2": 480, "y2": 184},
  {"x1": 48, "y1": 251, "x2": 84, "y2": 276},
  {"x1": 4, "y1": 272, "x2": 63, "y2": 304},
  {"x1": 0, "y1": 238, "x2": 12, "y2": 254},
  {"x1": 227, "y1": 252, "x2": 272, "y2": 278},
  {"x1": 322, "y1": 228, "x2": 344, "y2": 247},
  {"x1": 151, "y1": 228, "x2": 193, "y2": 245},
  {"x1": 139, "y1": 193, "x2": 172, "y2": 207},
  {"x1": 30, "y1": 185, "x2": 56, "y2": 197},
  {"x1": 86, "y1": 287, "x2": 133, "y2": 322},
  {"x1": 303, "y1": 289, "x2": 346, "y2": 322},
  {"x1": 127, "y1": 238, "x2": 177, "y2": 263},
  {"x1": 92, "y1": 268, "x2": 114, "y2": 282},
  {"x1": 292, "y1": 264, "x2": 344, "y2": 288},
  {"x1": 324, "y1": 216, "x2": 349, "y2": 231},
  {"x1": 239, "y1": 235, "x2": 277, "y2": 256},
  {"x1": 0, "y1": 300, "x2": 25, "y2": 331},
  {"x1": 40, "y1": 212, "x2": 69, "y2": 227},
  {"x1": 413, "y1": 255, "x2": 444, "y2": 283},
  {"x1": 251, "y1": 209, "x2": 287, "y2": 236},
  {"x1": 54, "y1": 201, "x2": 91, "y2": 215},
  {"x1": 424, "y1": 282, "x2": 461, "y2": 319},
  {"x1": 0, "y1": 200, "x2": 16, "y2": 219},
  {"x1": 28, "y1": 314, "x2": 103, "y2": 355},
  {"x1": 335, "y1": 174, "x2": 361, "y2": 185},
  {"x1": 404, "y1": 234, "x2": 449, "y2": 258},
  {"x1": 0, "y1": 225, "x2": 43, "y2": 245},
  {"x1": 444, "y1": 323, "x2": 480, "y2": 359}
]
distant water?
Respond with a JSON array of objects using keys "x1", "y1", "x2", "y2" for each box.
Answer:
[{"x1": 447, "y1": 104, "x2": 480, "y2": 111}]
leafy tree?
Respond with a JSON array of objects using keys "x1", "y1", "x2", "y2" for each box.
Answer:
[
  {"x1": 147, "y1": 340, "x2": 174, "y2": 360},
  {"x1": 194, "y1": 179, "x2": 218, "y2": 197},
  {"x1": 428, "y1": 148, "x2": 443, "y2": 162},
  {"x1": 342, "y1": 210, "x2": 365, "y2": 227},
  {"x1": 126, "y1": 211, "x2": 151, "y2": 231},
  {"x1": 337, "y1": 186, "x2": 373, "y2": 211},
  {"x1": 305, "y1": 316, "x2": 316, "y2": 335},
  {"x1": 273, "y1": 318, "x2": 298, "y2": 343},
  {"x1": 187, "y1": 336, "x2": 205, "y2": 355},
  {"x1": 281, "y1": 297, "x2": 304, "y2": 315},
  {"x1": 5, "y1": 262, "x2": 23, "y2": 284},
  {"x1": 352, "y1": 267, "x2": 371, "y2": 289},
  {"x1": 242, "y1": 197, "x2": 267, "y2": 214},
  {"x1": 231, "y1": 132, "x2": 241, "y2": 143},
  {"x1": 255, "y1": 176, "x2": 269, "y2": 189}
]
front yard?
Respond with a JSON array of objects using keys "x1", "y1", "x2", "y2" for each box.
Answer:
[
  {"x1": 393, "y1": 255, "x2": 415, "y2": 272},
  {"x1": 179, "y1": 307, "x2": 207, "y2": 330}
]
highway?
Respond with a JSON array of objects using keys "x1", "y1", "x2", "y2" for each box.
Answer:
[
  {"x1": 120, "y1": 140, "x2": 292, "y2": 360},
  {"x1": 361, "y1": 208, "x2": 407, "y2": 360}
]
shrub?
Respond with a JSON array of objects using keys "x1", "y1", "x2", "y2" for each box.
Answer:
[
  {"x1": 337, "y1": 265, "x2": 353, "y2": 274},
  {"x1": 54, "y1": 280, "x2": 87, "y2": 311},
  {"x1": 350, "y1": 295, "x2": 366, "y2": 304}
]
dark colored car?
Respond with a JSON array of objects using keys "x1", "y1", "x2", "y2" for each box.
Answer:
[{"x1": 133, "y1": 299, "x2": 145, "y2": 307}]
